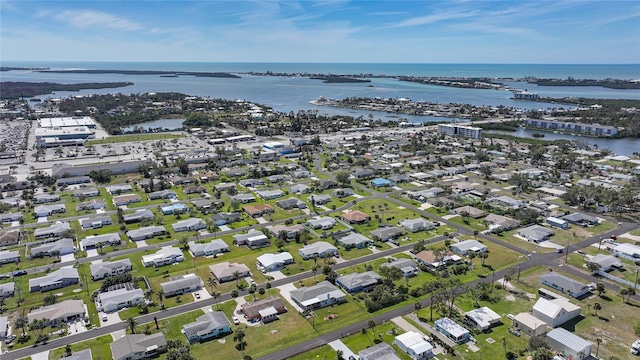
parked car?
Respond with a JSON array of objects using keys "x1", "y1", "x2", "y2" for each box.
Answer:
[
  {"x1": 101, "y1": 313, "x2": 108, "y2": 322},
  {"x1": 4, "y1": 335, "x2": 16, "y2": 344},
  {"x1": 232, "y1": 316, "x2": 240, "y2": 325},
  {"x1": 195, "y1": 292, "x2": 200, "y2": 299},
  {"x1": 12, "y1": 270, "x2": 27, "y2": 276}
]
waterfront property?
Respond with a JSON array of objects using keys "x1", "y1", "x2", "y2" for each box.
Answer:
[{"x1": 525, "y1": 119, "x2": 618, "y2": 136}]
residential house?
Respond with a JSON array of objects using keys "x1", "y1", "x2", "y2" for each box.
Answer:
[
  {"x1": 399, "y1": 218, "x2": 435, "y2": 233},
  {"x1": 306, "y1": 217, "x2": 336, "y2": 230},
  {"x1": 183, "y1": 311, "x2": 232, "y2": 343},
  {"x1": 354, "y1": 168, "x2": 374, "y2": 179},
  {"x1": 492, "y1": 196, "x2": 524, "y2": 209},
  {"x1": 562, "y1": 213, "x2": 599, "y2": 227},
  {"x1": 394, "y1": 331, "x2": 434, "y2": 360},
  {"x1": 512, "y1": 312, "x2": 547, "y2": 337},
  {"x1": 110, "y1": 333, "x2": 167, "y2": 360},
  {"x1": 269, "y1": 224, "x2": 305, "y2": 240},
  {"x1": 0, "y1": 230, "x2": 20, "y2": 246},
  {"x1": 33, "y1": 193, "x2": 60, "y2": 204},
  {"x1": 90, "y1": 259, "x2": 132, "y2": 280},
  {"x1": 414, "y1": 250, "x2": 462, "y2": 270},
  {"x1": 299, "y1": 241, "x2": 338, "y2": 259},
  {"x1": 380, "y1": 259, "x2": 419, "y2": 277},
  {"x1": 0, "y1": 212, "x2": 23, "y2": 223},
  {"x1": 233, "y1": 231, "x2": 270, "y2": 249},
  {"x1": 453, "y1": 206, "x2": 486, "y2": 218},
  {"x1": 183, "y1": 185, "x2": 206, "y2": 194},
  {"x1": 148, "y1": 189, "x2": 177, "y2": 200},
  {"x1": 276, "y1": 197, "x2": 307, "y2": 210},
  {"x1": 231, "y1": 194, "x2": 256, "y2": 204},
  {"x1": 34, "y1": 204, "x2": 66, "y2": 217},
  {"x1": 209, "y1": 262, "x2": 251, "y2": 283},
  {"x1": 244, "y1": 204, "x2": 275, "y2": 217},
  {"x1": 33, "y1": 222, "x2": 71, "y2": 239},
  {"x1": 612, "y1": 243, "x2": 640, "y2": 260},
  {"x1": 29, "y1": 268, "x2": 79, "y2": 292},
  {"x1": 56, "y1": 176, "x2": 91, "y2": 187},
  {"x1": 360, "y1": 342, "x2": 402, "y2": 360},
  {"x1": 308, "y1": 194, "x2": 332, "y2": 205},
  {"x1": 450, "y1": 240, "x2": 487, "y2": 256},
  {"x1": 112, "y1": 194, "x2": 142, "y2": 206},
  {"x1": 370, "y1": 178, "x2": 395, "y2": 188},
  {"x1": 546, "y1": 328, "x2": 591, "y2": 360},
  {"x1": 27, "y1": 299, "x2": 85, "y2": 325},
  {"x1": 239, "y1": 179, "x2": 264, "y2": 188},
  {"x1": 107, "y1": 184, "x2": 133, "y2": 194},
  {"x1": 76, "y1": 199, "x2": 105, "y2": 211},
  {"x1": 214, "y1": 182, "x2": 236, "y2": 192},
  {"x1": 171, "y1": 218, "x2": 206, "y2": 232},
  {"x1": 80, "y1": 216, "x2": 112, "y2": 230},
  {"x1": 160, "y1": 203, "x2": 187, "y2": 215},
  {"x1": 290, "y1": 184, "x2": 311, "y2": 194},
  {"x1": 141, "y1": 246, "x2": 185, "y2": 267},
  {"x1": 289, "y1": 281, "x2": 346, "y2": 311},
  {"x1": 337, "y1": 271, "x2": 381, "y2": 293},
  {"x1": 241, "y1": 296, "x2": 286, "y2": 323},
  {"x1": 123, "y1": 209, "x2": 154, "y2": 224},
  {"x1": 0, "y1": 250, "x2": 19, "y2": 264},
  {"x1": 541, "y1": 272, "x2": 590, "y2": 298},
  {"x1": 97, "y1": 287, "x2": 145, "y2": 313},
  {"x1": 161, "y1": 274, "x2": 203, "y2": 297},
  {"x1": 256, "y1": 252, "x2": 294, "y2": 272},
  {"x1": 341, "y1": 211, "x2": 371, "y2": 224},
  {"x1": 546, "y1": 216, "x2": 569, "y2": 230},
  {"x1": 518, "y1": 225, "x2": 553, "y2": 243},
  {"x1": 333, "y1": 188, "x2": 355, "y2": 198},
  {"x1": 189, "y1": 240, "x2": 229, "y2": 257},
  {"x1": 531, "y1": 297, "x2": 581, "y2": 327},
  {"x1": 369, "y1": 227, "x2": 404, "y2": 242},
  {"x1": 464, "y1": 306, "x2": 502, "y2": 331},
  {"x1": 318, "y1": 180, "x2": 338, "y2": 190},
  {"x1": 484, "y1": 214, "x2": 519, "y2": 231},
  {"x1": 337, "y1": 233, "x2": 372, "y2": 249},
  {"x1": 73, "y1": 188, "x2": 100, "y2": 198},
  {"x1": 80, "y1": 233, "x2": 120, "y2": 250},
  {"x1": 589, "y1": 254, "x2": 623, "y2": 272},
  {"x1": 0, "y1": 283, "x2": 15, "y2": 298},
  {"x1": 127, "y1": 226, "x2": 167, "y2": 241},
  {"x1": 256, "y1": 189, "x2": 285, "y2": 200},
  {"x1": 434, "y1": 317, "x2": 470, "y2": 344},
  {"x1": 30, "y1": 238, "x2": 74, "y2": 258}
]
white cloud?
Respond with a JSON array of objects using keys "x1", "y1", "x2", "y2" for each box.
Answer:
[
  {"x1": 53, "y1": 10, "x2": 143, "y2": 31},
  {"x1": 388, "y1": 10, "x2": 478, "y2": 28}
]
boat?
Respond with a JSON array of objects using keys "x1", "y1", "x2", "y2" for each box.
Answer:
[{"x1": 631, "y1": 339, "x2": 640, "y2": 355}]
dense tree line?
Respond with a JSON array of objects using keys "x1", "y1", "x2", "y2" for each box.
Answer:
[{"x1": 0, "y1": 81, "x2": 133, "y2": 99}]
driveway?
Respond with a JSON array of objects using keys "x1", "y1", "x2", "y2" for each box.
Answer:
[
  {"x1": 192, "y1": 289, "x2": 212, "y2": 302},
  {"x1": 100, "y1": 311, "x2": 121, "y2": 326},
  {"x1": 328, "y1": 340, "x2": 356, "y2": 360},
  {"x1": 136, "y1": 240, "x2": 148, "y2": 248},
  {"x1": 256, "y1": 217, "x2": 268, "y2": 224},
  {"x1": 277, "y1": 283, "x2": 303, "y2": 312},
  {"x1": 30, "y1": 350, "x2": 50, "y2": 360},
  {"x1": 37, "y1": 217, "x2": 48, "y2": 223},
  {"x1": 266, "y1": 270, "x2": 286, "y2": 280},
  {"x1": 60, "y1": 254, "x2": 76, "y2": 263},
  {"x1": 86, "y1": 249, "x2": 99, "y2": 258}
]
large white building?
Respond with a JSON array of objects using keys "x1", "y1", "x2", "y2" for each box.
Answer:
[
  {"x1": 38, "y1": 116, "x2": 97, "y2": 129},
  {"x1": 437, "y1": 124, "x2": 482, "y2": 139}
]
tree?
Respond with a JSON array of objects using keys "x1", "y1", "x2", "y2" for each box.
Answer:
[
  {"x1": 587, "y1": 262, "x2": 601, "y2": 274},
  {"x1": 15, "y1": 315, "x2": 28, "y2": 336},
  {"x1": 596, "y1": 282, "x2": 606, "y2": 297},
  {"x1": 233, "y1": 271, "x2": 242, "y2": 286},
  {"x1": 593, "y1": 302, "x2": 602, "y2": 317},
  {"x1": 595, "y1": 337, "x2": 602, "y2": 357},
  {"x1": 478, "y1": 251, "x2": 489, "y2": 266},
  {"x1": 157, "y1": 291, "x2": 165, "y2": 308},
  {"x1": 258, "y1": 287, "x2": 266, "y2": 299},
  {"x1": 43, "y1": 293, "x2": 57, "y2": 306},
  {"x1": 623, "y1": 286, "x2": 636, "y2": 303},
  {"x1": 234, "y1": 328, "x2": 246, "y2": 351},
  {"x1": 532, "y1": 348, "x2": 554, "y2": 360},
  {"x1": 335, "y1": 171, "x2": 350, "y2": 185},
  {"x1": 311, "y1": 264, "x2": 320, "y2": 283},
  {"x1": 207, "y1": 277, "x2": 218, "y2": 294},
  {"x1": 368, "y1": 319, "x2": 376, "y2": 334},
  {"x1": 230, "y1": 198, "x2": 241, "y2": 212},
  {"x1": 414, "y1": 301, "x2": 422, "y2": 315},
  {"x1": 64, "y1": 344, "x2": 73, "y2": 357},
  {"x1": 125, "y1": 317, "x2": 138, "y2": 334},
  {"x1": 336, "y1": 349, "x2": 344, "y2": 360}
]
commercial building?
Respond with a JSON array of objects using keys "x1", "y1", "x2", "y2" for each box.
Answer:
[
  {"x1": 38, "y1": 116, "x2": 97, "y2": 129},
  {"x1": 525, "y1": 119, "x2": 617, "y2": 136},
  {"x1": 437, "y1": 124, "x2": 482, "y2": 139}
]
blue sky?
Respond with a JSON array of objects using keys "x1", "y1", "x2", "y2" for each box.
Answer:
[{"x1": 1, "y1": 0, "x2": 639, "y2": 63}]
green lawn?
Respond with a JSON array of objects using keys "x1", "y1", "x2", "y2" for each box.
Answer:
[{"x1": 47, "y1": 335, "x2": 112, "y2": 360}]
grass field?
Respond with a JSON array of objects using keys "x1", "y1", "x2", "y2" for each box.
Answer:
[
  {"x1": 47, "y1": 335, "x2": 112, "y2": 360},
  {"x1": 86, "y1": 133, "x2": 185, "y2": 145}
]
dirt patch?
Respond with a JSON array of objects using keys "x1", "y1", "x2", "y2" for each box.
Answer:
[
  {"x1": 505, "y1": 295, "x2": 516, "y2": 302},
  {"x1": 270, "y1": 330, "x2": 278, "y2": 334}
]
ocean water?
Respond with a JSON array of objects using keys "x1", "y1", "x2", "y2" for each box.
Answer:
[{"x1": 2, "y1": 62, "x2": 639, "y2": 154}]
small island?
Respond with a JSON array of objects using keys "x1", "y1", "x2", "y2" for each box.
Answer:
[
  {"x1": 32, "y1": 69, "x2": 241, "y2": 78},
  {"x1": 310, "y1": 76, "x2": 371, "y2": 83},
  {"x1": 0, "y1": 81, "x2": 135, "y2": 99}
]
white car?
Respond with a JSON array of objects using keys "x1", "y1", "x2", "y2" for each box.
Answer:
[
  {"x1": 232, "y1": 316, "x2": 240, "y2": 325},
  {"x1": 101, "y1": 314, "x2": 107, "y2": 322},
  {"x1": 194, "y1": 292, "x2": 200, "y2": 299}
]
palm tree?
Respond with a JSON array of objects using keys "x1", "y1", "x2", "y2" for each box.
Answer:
[
  {"x1": 234, "y1": 328, "x2": 246, "y2": 351},
  {"x1": 367, "y1": 320, "x2": 376, "y2": 334},
  {"x1": 157, "y1": 291, "x2": 165, "y2": 308},
  {"x1": 595, "y1": 338, "x2": 602, "y2": 357},
  {"x1": 15, "y1": 315, "x2": 28, "y2": 336},
  {"x1": 125, "y1": 317, "x2": 138, "y2": 334},
  {"x1": 336, "y1": 349, "x2": 344, "y2": 360},
  {"x1": 212, "y1": 291, "x2": 220, "y2": 310},
  {"x1": 593, "y1": 302, "x2": 602, "y2": 317},
  {"x1": 207, "y1": 277, "x2": 218, "y2": 294},
  {"x1": 311, "y1": 264, "x2": 319, "y2": 283},
  {"x1": 233, "y1": 271, "x2": 242, "y2": 286}
]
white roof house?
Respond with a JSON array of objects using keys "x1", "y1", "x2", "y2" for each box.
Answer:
[
  {"x1": 289, "y1": 281, "x2": 346, "y2": 311},
  {"x1": 141, "y1": 246, "x2": 185, "y2": 267},
  {"x1": 299, "y1": 241, "x2": 338, "y2": 259},
  {"x1": 188, "y1": 240, "x2": 229, "y2": 257},
  {"x1": 464, "y1": 306, "x2": 501, "y2": 331},
  {"x1": 513, "y1": 312, "x2": 547, "y2": 337},
  {"x1": 80, "y1": 233, "x2": 120, "y2": 250},
  {"x1": 613, "y1": 243, "x2": 640, "y2": 260},
  {"x1": 546, "y1": 328, "x2": 591, "y2": 360},
  {"x1": 394, "y1": 331, "x2": 434, "y2": 359},
  {"x1": 171, "y1": 218, "x2": 206, "y2": 232},
  {"x1": 531, "y1": 297, "x2": 581, "y2": 328},
  {"x1": 97, "y1": 287, "x2": 145, "y2": 313},
  {"x1": 434, "y1": 317, "x2": 470, "y2": 344},
  {"x1": 256, "y1": 252, "x2": 294, "y2": 272},
  {"x1": 450, "y1": 240, "x2": 487, "y2": 255}
]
